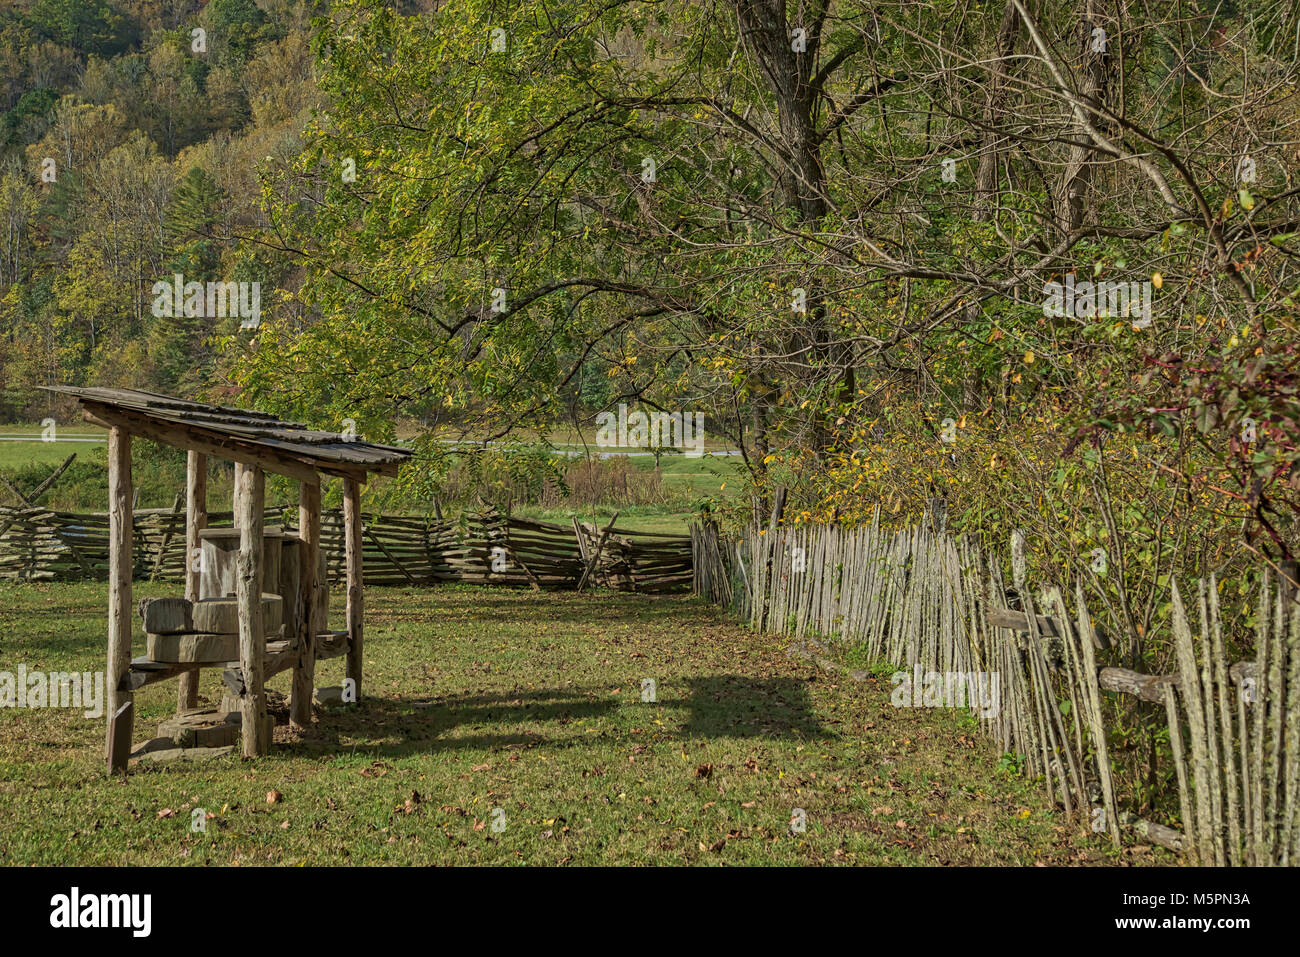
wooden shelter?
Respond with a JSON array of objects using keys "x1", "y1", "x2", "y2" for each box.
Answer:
[{"x1": 43, "y1": 386, "x2": 411, "y2": 772}]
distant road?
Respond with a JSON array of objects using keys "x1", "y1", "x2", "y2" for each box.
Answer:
[
  {"x1": 0, "y1": 433, "x2": 743, "y2": 458},
  {"x1": 430, "y1": 439, "x2": 741, "y2": 458},
  {"x1": 0, "y1": 435, "x2": 105, "y2": 443}
]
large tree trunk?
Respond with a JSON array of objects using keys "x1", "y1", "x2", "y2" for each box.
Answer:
[
  {"x1": 732, "y1": 1, "x2": 848, "y2": 455},
  {"x1": 733, "y1": 1, "x2": 827, "y2": 224},
  {"x1": 975, "y1": 2, "x2": 1022, "y2": 223},
  {"x1": 1057, "y1": 0, "x2": 1112, "y2": 236},
  {"x1": 965, "y1": 2, "x2": 1024, "y2": 413}
]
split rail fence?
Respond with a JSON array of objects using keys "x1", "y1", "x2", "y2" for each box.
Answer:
[
  {"x1": 0, "y1": 505, "x2": 692, "y2": 593},
  {"x1": 691, "y1": 508, "x2": 1299, "y2": 866}
]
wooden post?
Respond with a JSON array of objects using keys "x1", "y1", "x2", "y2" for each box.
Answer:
[
  {"x1": 1011, "y1": 528, "x2": 1027, "y2": 594},
  {"x1": 291, "y1": 479, "x2": 321, "y2": 727},
  {"x1": 577, "y1": 511, "x2": 620, "y2": 592},
  {"x1": 107, "y1": 700, "x2": 133, "y2": 775},
  {"x1": 235, "y1": 464, "x2": 268, "y2": 757},
  {"x1": 105, "y1": 426, "x2": 133, "y2": 773},
  {"x1": 344, "y1": 478, "x2": 364, "y2": 699},
  {"x1": 927, "y1": 496, "x2": 947, "y2": 535},
  {"x1": 177, "y1": 451, "x2": 207, "y2": 712}
]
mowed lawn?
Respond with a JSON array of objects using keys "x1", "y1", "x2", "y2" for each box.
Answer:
[
  {"x1": 0, "y1": 581, "x2": 1134, "y2": 866},
  {"x1": 0, "y1": 425, "x2": 104, "y2": 471}
]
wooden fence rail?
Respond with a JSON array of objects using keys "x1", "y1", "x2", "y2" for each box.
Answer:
[
  {"x1": 691, "y1": 510, "x2": 1299, "y2": 866},
  {"x1": 0, "y1": 505, "x2": 692, "y2": 593}
]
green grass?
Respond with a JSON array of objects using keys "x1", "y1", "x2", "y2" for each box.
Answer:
[
  {"x1": 652, "y1": 449, "x2": 743, "y2": 497},
  {"x1": 0, "y1": 423, "x2": 105, "y2": 471},
  {"x1": 0, "y1": 580, "x2": 1147, "y2": 866},
  {"x1": 516, "y1": 453, "x2": 744, "y2": 534}
]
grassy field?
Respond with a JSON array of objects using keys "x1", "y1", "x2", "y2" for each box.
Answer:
[
  {"x1": 518, "y1": 453, "x2": 741, "y2": 534},
  {"x1": 1, "y1": 420, "x2": 737, "y2": 533},
  {"x1": 0, "y1": 580, "x2": 1150, "y2": 866},
  {"x1": 0, "y1": 424, "x2": 105, "y2": 471}
]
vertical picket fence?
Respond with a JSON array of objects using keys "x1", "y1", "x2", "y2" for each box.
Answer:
[{"x1": 691, "y1": 513, "x2": 1300, "y2": 865}]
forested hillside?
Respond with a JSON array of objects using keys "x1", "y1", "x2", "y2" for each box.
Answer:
[{"x1": 0, "y1": 0, "x2": 320, "y2": 416}]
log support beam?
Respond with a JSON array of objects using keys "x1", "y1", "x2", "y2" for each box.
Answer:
[
  {"x1": 344, "y1": 478, "x2": 364, "y2": 699},
  {"x1": 177, "y1": 450, "x2": 207, "y2": 712},
  {"x1": 291, "y1": 479, "x2": 322, "y2": 727},
  {"x1": 105, "y1": 427, "x2": 133, "y2": 774},
  {"x1": 235, "y1": 464, "x2": 268, "y2": 757}
]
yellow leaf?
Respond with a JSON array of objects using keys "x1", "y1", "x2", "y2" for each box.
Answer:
[{"x1": 1151, "y1": 272, "x2": 1163, "y2": 289}]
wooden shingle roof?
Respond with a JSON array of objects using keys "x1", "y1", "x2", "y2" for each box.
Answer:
[{"x1": 45, "y1": 386, "x2": 411, "y2": 481}]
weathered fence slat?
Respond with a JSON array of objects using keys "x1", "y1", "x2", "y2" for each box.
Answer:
[{"x1": 690, "y1": 513, "x2": 1297, "y2": 867}]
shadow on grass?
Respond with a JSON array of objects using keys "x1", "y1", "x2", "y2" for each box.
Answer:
[
  {"x1": 290, "y1": 674, "x2": 832, "y2": 760},
  {"x1": 682, "y1": 675, "x2": 833, "y2": 739},
  {"x1": 292, "y1": 686, "x2": 620, "y2": 759}
]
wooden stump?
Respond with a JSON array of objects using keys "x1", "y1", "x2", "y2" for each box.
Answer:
[
  {"x1": 192, "y1": 595, "x2": 282, "y2": 634},
  {"x1": 147, "y1": 632, "x2": 241, "y2": 663}
]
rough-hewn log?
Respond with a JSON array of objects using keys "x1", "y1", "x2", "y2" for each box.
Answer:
[
  {"x1": 107, "y1": 700, "x2": 132, "y2": 776},
  {"x1": 988, "y1": 605, "x2": 1110, "y2": 650},
  {"x1": 119, "y1": 658, "x2": 189, "y2": 692},
  {"x1": 988, "y1": 607, "x2": 1061, "y2": 636},
  {"x1": 1230, "y1": 661, "x2": 1257, "y2": 684},
  {"x1": 147, "y1": 632, "x2": 240, "y2": 663},
  {"x1": 192, "y1": 595, "x2": 282, "y2": 635},
  {"x1": 235, "y1": 464, "x2": 268, "y2": 757},
  {"x1": 316, "y1": 630, "x2": 349, "y2": 659},
  {"x1": 1098, "y1": 666, "x2": 1180, "y2": 703},
  {"x1": 178, "y1": 450, "x2": 207, "y2": 710},
  {"x1": 1099, "y1": 663, "x2": 1256, "y2": 703},
  {"x1": 278, "y1": 533, "x2": 302, "y2": 641},
  {"x1": 142, "y1": 596, "x2": 194, "y2": 634},
  {"x1": 291, "y1": 480, "x2": 321, "y2": 728},
  {"x1": 344, "y1": 478, "x2": 364, "y2": 698},
  {"x1": 199, "y1": 527, "x2": 283, "y2": 601},
  {"x1": 1126, "y1": 815, "x2": 1186, "y2": 853},
  {"x1": 105, "y1": 426, "x2": 133, "y2": 773},
  {"x1": 223, "y1": 640, "x2": 295, "y2": 691}
]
